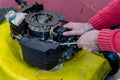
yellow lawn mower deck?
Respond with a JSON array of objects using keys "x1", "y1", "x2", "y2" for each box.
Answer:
[{"x1": 0, "y1": 21, "x2": 111, "y2": 80}]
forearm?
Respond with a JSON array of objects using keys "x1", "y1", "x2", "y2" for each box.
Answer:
[
  {"x1": 89, "y1": 0, "x2": 120, "y2": 30},
  {"x1": 98, "y1": 29, "x2": 120, "y2": 53}
]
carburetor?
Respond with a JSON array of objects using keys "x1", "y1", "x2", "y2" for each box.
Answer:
[{"x1": 7, "y1": 2, "x2": 80, "y2": 70}]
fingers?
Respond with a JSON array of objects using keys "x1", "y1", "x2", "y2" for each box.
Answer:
[
  {"x1": 63, "y1": 30, "x2": 80, "y2": 36},
  {"x1": 63, "y1": 31, "x2": 73, "y2": 36},
  {"x1": 63, "y1": 22, "x2": 77, "y2": 29},
  {"x1": 63, "y1": 22, "x2": 92, "y2": 36}
]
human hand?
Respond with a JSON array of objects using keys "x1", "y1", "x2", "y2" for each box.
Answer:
[
  {"x1": 63, "y1": 22, "x2": 93, "y2": 36},
  {"x1": 77, "y1": 30, "x2": 100, "y2": 52}
]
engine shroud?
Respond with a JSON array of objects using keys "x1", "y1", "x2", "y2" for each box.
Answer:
[{"x1": 10, "y1": 3, "x2": 79, "y2": 70}]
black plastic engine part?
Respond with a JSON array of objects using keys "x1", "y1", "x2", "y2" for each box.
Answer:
[
  {"x1": 10, "y1": 2, "x2": 80, "y2": 70},
  {"x1": 15, "y1": 0, "x2": 27, "y2": 7},
  {"x1": 20, "y1": 2, "x2": 43, "y2": 13},
  {"x1": 19, "y1": 36, "x2": 65, "y2": 70},
  {"x1": 52, "y1": 26, "x2": 78, "y2": 43}
]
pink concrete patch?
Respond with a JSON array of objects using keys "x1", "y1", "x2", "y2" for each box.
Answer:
[{"x1": 0, "y1": 0, "x2": 113, "y2": 22}]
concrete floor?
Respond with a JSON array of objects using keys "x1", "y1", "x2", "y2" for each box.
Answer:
[{"x1": 107, "y1": 69, "x2": 120, "y2": 80}]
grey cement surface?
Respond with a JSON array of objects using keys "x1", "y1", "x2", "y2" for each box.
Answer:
[{"x1": 108, "y1": 69, "x2": 120, "y2": 80}]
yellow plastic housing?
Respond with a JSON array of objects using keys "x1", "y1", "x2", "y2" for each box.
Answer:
[{"x1": 0, "y1": 21, "x2": 111, "y2": 80}]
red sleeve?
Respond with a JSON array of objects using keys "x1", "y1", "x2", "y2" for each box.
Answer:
[
  {"x1": 98, "y1": 29, "x2": 120, "y2": 53},
  {"x1": 89, "y1": 0, "x2": 120, "y2": 30}
]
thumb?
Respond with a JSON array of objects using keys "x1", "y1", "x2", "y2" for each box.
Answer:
[{"x1": 77, "y1": 39, "x2": 82, "y2": 48}]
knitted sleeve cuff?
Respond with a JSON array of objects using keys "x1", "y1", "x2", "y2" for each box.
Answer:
[{"x1": 98, "y1": 29, "x2": 114, "y2": 51}]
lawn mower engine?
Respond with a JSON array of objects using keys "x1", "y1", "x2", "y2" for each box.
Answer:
[
  {"x1": 6, "y1": 0, "x2": 120, "y2": 76},
  {"x1": 7, "y1": 2, "x2": 79, "y2": 70}
]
